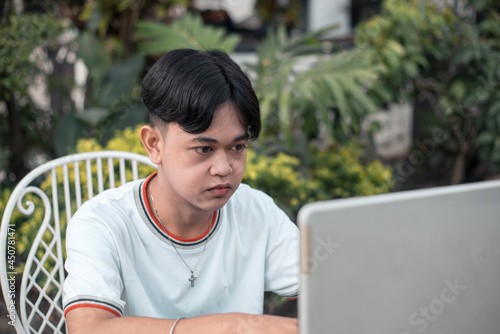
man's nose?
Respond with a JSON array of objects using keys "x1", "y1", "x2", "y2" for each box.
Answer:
[{"x1": 209, "y1": 151, "x2": 233, "y2": 177}]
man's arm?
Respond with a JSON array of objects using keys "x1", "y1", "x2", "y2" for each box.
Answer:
[{"x1": 66, "y1": 307, "x2": 298, "y2": 334}]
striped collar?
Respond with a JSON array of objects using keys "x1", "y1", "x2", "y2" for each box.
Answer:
[{"x1": 135, "y1": 173, "x2": 221, "y2": 249}]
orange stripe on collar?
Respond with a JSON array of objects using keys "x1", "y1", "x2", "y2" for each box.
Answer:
[{"x1": 142, "y1": 172, "x2": 217, "y2": 243}]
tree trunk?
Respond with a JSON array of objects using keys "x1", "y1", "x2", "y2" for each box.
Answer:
[
  {"x1": 0, "y1": 0, "x2": 11, "y2": 20},
  {"x1": 450, "y1": 150, "x2": 466, "y2": 185},
  {"x1": 449, "y1": 124, "x2": 469, "y2": 185},
  {"x1": 6, "y1": 98, "x2": 29, "y2": 183}
]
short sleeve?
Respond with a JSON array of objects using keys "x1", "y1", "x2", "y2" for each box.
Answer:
[
  {"x1": 263, "y1": 200, "x2": 300, "y2": 299},
  {"x1": 63, "y1": 207, "x2": 125, "y2": 317}
]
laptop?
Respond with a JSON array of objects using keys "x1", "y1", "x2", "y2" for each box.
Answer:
[{"x1": 297, "y1": 180, "x2": 500, "y2": 334}]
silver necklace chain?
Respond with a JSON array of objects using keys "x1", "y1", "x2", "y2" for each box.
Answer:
[{"x1": 149, "y1": 180, "x2": 210, "y2": 287}]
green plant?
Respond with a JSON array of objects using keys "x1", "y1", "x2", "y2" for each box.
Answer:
[
  {"x1": 60, "y1": 0, "x2": 186, "y2": 55},
  {"x1": 54, "y1": 30, "x2": 148, "y2": 156},
  {"x1": 309, "y1": 144, "x2": 394, "y2": 200},
  {"x1": 356, "y1": 0, "x2": 500, "y2": 184},
  {"x1": 0, "y1": 13, "x2": 64, "y2": 186},
  {"x1": 136, "y1": 12, "x2": 241, "y2": 55},
  {"x1": 248, "y1": 25, "x2": 382, "y2": 149},
  {"x1": 244, "y1": 143, "x2": 393, "y2": 218}
]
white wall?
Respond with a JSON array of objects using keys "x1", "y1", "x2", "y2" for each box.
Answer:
[{"x1": 307, "y1": 0, "x2": 352, "y2": 38}]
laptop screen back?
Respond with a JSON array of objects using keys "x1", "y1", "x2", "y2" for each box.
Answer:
[{"x1": 298, "y1": 180, "x2": 500, "y2": 334}]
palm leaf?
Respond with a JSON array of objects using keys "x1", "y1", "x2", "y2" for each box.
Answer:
[
  {"x1": 292, "y1": 50, "x2": 380, "y2": 136},
  {"x1": 136, "y1": 13, "x2": 241, "y2": 54},
  {"x1": 324, "y1": 76, "x2": 350, "y2": 119},
  {"x1": 250, "y1": 24, "x2": 381, "y2": 148},
  {"x1": 136, "y1": 21, "x2": 194, "y2": 53},
  {"x1": 279, "y1": 89, "x2": 293, "y2": 146}
]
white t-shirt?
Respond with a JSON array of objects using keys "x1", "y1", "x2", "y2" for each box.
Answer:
[{"x1": 63, "y1": 174, "x2": 299, "y2": 319}]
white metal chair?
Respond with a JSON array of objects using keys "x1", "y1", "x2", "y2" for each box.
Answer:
[{"x1": 0, "y1": 151, "x2": 156, "y2": 333}]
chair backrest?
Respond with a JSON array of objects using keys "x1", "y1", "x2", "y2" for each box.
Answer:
[{"x1": 0, "y1": 151, "x2": 156, "y2": 334}]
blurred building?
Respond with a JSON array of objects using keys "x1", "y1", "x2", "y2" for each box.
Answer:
[
  {"x1": 193, "y1": 0, "x2": 470, "y2": 49},
  {"x1": 193, "y1": 0, "x2": 384, "y2": 49}
]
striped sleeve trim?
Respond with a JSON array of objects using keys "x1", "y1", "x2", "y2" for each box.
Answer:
[
  {"x1": 282, "y1": 292, "x2": 299, "y2": 300},
  {"x1": 64, "y1": 297, "x2": 123, "y2": 318}
]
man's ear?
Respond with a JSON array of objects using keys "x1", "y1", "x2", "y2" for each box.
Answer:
[{"x1": 140, "y1": 125, "x2": 163, "y2": 165}]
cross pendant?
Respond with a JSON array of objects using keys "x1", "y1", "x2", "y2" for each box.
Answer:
[{"x1": 189, "y1": 271, "x2": 197, "y2": 287}]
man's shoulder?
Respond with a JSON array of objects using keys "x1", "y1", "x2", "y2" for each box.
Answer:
[
  {"x1": 225, "y1": 183, "x2": 297, "y2": 238},
  {"x1": 75, "y1": 178, "x2": 143, "y2": 215},
  {"x1": 227, "y1": 184, "x2": 281, "y2": 217},
  {"x1": 67, "y1": 178, "x2": 146, "y2": 238}
]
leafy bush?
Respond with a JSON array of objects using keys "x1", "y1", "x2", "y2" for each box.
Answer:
[
  {"x1": 136, "y1": 13, "x2": 241, "y2": 54},
  {"x1": 244, "y1": 150, "x2": 314, "y2": 217},
  {"x1": 309, "y1": 144, "x2": 393, "y2": 201},
  {"x1": 356, "y1": 0, "x2": 500, "y2": 184},
  {"x1": 248, "y1": 25, "x2": 382, "y2": 147}
]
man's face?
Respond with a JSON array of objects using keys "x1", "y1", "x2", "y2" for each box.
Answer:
[{"x1": 158, "y1": 103, "x2": 249, "y2": 214}]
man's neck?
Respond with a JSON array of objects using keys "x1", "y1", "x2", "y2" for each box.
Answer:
[{"x1": 148, "y1": 175, "x2": 214, "y2": 240}]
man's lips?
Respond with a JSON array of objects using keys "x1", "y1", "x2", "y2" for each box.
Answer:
[{"x1": 208, "y1": 184, "x2": 231, "y2": 196}]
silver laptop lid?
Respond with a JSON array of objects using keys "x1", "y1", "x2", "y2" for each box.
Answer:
[{"x1": 298, "y1": 180, "x2": 500, "y2": 334}]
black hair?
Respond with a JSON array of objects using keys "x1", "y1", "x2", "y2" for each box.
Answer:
[{"x1": 141, "y1": 49, "x2": 261, "y2": 140}]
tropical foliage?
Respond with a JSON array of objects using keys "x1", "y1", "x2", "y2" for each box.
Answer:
[
  {"x1": 136, "y1": 13, "x2": 241, "y2": 54},
  {"x1": 248, "y1": 25, "x2": 382, "y2": 148},
  {"x1": 357, "y1": 0, "x2": 500, "y2": 184}
]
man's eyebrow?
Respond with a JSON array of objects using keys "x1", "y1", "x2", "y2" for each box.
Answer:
[
  {"x1": 192, "y1": 136, "x2": 218, "y2": 143},
  {"x1": 234, "y1": 133, "x2": 250, "y2": 142},
  {"x1": 192, "y1": 133, "x2": 249, "y2": 143}
]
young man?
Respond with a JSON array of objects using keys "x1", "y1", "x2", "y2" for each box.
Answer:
[{"x1": 63, "y1": 49, "x2": 299, "y2": 333}]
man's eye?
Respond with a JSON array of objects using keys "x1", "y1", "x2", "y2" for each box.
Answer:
[
  {"x1": 233, "y1": 144, "x2": 247, "y2": 152},
  {"x1": 196, "y1": 147, "x2": 213, "y2": 154}
]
